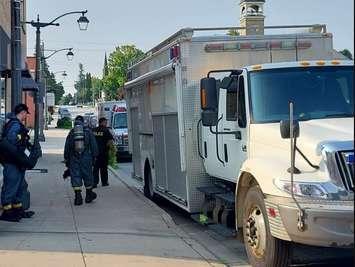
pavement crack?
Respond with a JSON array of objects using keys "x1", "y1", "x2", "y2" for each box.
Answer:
[{"x1": 66, "y1": 186, "x2": 87, "y2": 267}]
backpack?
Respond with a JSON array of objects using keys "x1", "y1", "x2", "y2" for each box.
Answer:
[
  {"x1": 0, "y1": 121, "x2": 10, "y2": 165},
  {"x1": 0, "y1": 119, "x2": 22, "y2": 165}
]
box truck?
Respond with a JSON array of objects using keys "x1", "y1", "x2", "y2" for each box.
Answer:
[{"x1": 124, "y1": 26, "x2": 353, "y2": 266}]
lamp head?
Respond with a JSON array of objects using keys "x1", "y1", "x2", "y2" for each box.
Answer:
[
  {"x1": 66, "y1": 49, "x2": 74, "y2": 61},
  {"x1": 77, "y1": 12, "x2": 89, "y2": 31}
]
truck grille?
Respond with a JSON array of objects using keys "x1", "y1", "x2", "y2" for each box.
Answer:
[{"x1": 335, "y1": 151, "x2": 354, "y2": 191}]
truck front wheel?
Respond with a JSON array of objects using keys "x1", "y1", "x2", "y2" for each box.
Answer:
[{"x1": 243, "y1": 186, "x2": 290, "y2": 267}]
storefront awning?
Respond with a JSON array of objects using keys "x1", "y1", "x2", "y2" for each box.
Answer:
[{"x1": 0, "y1": 68, "x2": 38, "y2": 92}]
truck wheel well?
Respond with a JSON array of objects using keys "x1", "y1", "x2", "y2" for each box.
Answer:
[{"x1": 236, "y1": 173, "x2": 259, "y2": 229}]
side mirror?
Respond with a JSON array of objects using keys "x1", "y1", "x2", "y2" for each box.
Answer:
[
  {"x1": 200, "y1": 77, "x2": 218, "y2": 126},
  {"x1": 280, "y1": 120, "x2": 300, "y2": 139},
  {"x1": 200, "y1": 78, "x2": 218, "y2": 111},
  {"x1": 221, "y1": 76, "x2": 238, "y2": 92}
]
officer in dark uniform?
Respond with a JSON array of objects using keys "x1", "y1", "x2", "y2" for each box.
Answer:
[
  {"x1": 64, "y1": 115, "x2": 99, "y2": 206},
  {"x1": 92, "y1": 118, "x2": 114, "y2": 187},
  {"x1": 0, "y1": 104, "x2": 37, "y2": 222}
]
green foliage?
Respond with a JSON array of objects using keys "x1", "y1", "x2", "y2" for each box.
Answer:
[
  {"x1": 103, "y1": 45, "x2": 144, "y2": 100},
  {"x1": 72, "y1": 46, "x2": 144, "y2": 103},
  {"x1": 92, "y1": 76, "x2": 104, "y2": 101},
  {"x1": 57, "y1": 117, "x2": 73, "y2": 129},
  {"x1": 103, "y1": 53, "x2": 109, "y2": 77},
  {"x1": 60, "y1": 93, "x2": 74, "y2": 105},
  {"x1": 74, "y1": 63, "x2": 91, "y2": 104},
  {"x1": 107, "y1": 142, "x2": 118, "y2": 168},
  {"x1": 339, "y1": 49, "x2": 353, "y2": 60},
  {"x1": 42, "y1": 60, "x2": 65, "y2": 105}
]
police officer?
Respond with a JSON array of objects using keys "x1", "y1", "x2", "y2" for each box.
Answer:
[
  {"x1": 0, "y1": 104, "x2": 36, "y2": 222},
  {"x1": 92, "y1": 118, "x2": 114, "y2": 187},
  {"x1": 64, "y1": 115, "x2": 99, "y2": 205}
]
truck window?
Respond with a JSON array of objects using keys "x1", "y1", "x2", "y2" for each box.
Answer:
[
  {"x1": 226, "y1": 91, "x2": 238, "y2": 121},
  {"x1": 113, "y1": 113, "x2": 128, "y2": 129},
  {"x1": 249, "y1": 66, "x2": 354, "y2": 123}
]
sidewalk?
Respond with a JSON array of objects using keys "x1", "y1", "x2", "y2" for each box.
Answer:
[{"x1": 0, "y1": 129, "x2": 224, "y2": 267}]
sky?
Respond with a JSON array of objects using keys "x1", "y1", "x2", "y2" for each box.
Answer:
[{"x1": 26, "y1": 0, "x2": 354, "y2": 95}]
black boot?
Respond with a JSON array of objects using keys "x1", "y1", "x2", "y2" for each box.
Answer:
[
  {"x1": 0, "y1": 209, "x2": 21, "y2": 222},
  {"x1": 85, "y1": 188, "x2": 97, "y2": 203},
  {"x1": 14, "y1": 208, "x2": 35, "y2": 218},
  {"x1": 74, "y1": 190, "x2": 83, "y2": 206}
]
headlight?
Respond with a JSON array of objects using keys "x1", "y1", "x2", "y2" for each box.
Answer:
[
  {"x1": 273, "y1": 179, "x2": 354, "y2": 201},
  {"x1": 274, "y1": 179, "x2": 329, "y2": 199}
]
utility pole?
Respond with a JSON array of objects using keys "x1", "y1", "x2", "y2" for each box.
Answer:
[
  {"x1": 39, "y1": 42, "x2": 45, "y2": 140},
  {"x1": 11, "y1": 0, "x2": 22, "y2": 110},
  {"x1": 34, "y1": 15, "x2": 42, "y2": 143}
]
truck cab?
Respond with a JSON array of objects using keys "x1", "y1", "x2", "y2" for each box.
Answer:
[{"x1": 200, "y1": 60, "x2": 354, "y2": 265}]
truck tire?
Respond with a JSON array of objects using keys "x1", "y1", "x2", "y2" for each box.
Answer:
[
  {"x1": 144, "y1": 164, "x2": 155, "y2": 200},
  {"x1": 243, "y1": 186, "x2": 290, "y2": 267}
]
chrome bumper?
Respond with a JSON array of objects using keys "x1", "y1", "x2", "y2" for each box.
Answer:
[{"x1": 266, "y1": 197, "x2": 354, "y2": 248}]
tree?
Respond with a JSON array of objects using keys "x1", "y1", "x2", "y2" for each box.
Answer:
[
  {"x1": 74, "y1": 63, "x2": 85, "y2": 103},
  {"x1": 103, "y1": 45, "x2": 144, "y2": 100},
  {"x1": 339, "y1": 49, "x2": 353, "y2": 60},
  {"x1": 92, "y1": 76, "x2": 103, "y2": 101},
  {"x1": 85, "y1": 72, "x2": 93, "y2": 103},
  {"x1": 103, "y1": 53, "x2": 109, "y2": 77},
  {"x1": 60, "y1": 93, "x2": 74, "y2": 105},
  {"x1": 42, "y1": 59, "x2": 65, "y2": 105},
  {"x1": 74, "y1": 63, "x2": 96, "y2": 104}
]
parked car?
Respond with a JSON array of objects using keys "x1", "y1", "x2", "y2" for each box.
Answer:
[
  {"x1": 58, "y1": 107, "x2": 69, "y2": 115},
  {"x1": 59, "y1": 109, "x2": 72, "y2": 120}
]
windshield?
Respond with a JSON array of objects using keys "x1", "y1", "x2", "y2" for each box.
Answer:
[
  {"x1": 113, "y1": 113, "x2": 127, "y2": 129},
  {"x1": 249, "y1": 66, "x2": 354, "y2": 123}
]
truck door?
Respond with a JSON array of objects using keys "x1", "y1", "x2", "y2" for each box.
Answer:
[{"x1": 220, "y1": 74, "x2": 248, "y2": 182}]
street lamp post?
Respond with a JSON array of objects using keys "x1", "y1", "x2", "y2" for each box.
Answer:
[
  {"x1": 26, "y1": 10, "x2": 89, "y2": 143},
  {"x1": 44, "y1": 48, "x2": 74, "y2": 61}
]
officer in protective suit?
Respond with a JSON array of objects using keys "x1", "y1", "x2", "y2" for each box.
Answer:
[
  {"x1": 0, "y1": 104, "x2": 41, "y2": 222},
  {"x1": 64, "y1": 115, "x2": 99, "y2": 206}
]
